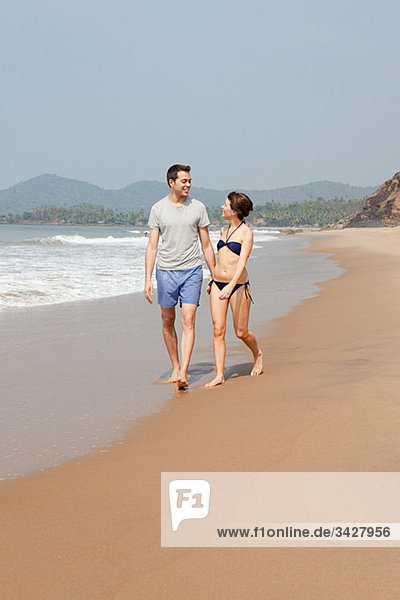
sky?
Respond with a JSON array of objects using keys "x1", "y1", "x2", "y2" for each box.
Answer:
[{"x1": 1, "y1": 0, "x2": 399, "y2": 190}]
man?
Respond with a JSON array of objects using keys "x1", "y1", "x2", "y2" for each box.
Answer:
[{"x1": 144, "y1": 164, "x2": 215, "y2": 389}]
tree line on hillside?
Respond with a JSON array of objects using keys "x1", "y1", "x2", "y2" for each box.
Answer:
[
  {"x1": 208, "y1": 197, "x2": 364, "y2": 227},
  {"x1": 0, "y1": 197, "x2": 365, "y2": 227},
  {"x1": 0, "y1": 204, "x2": 149, "y2": 226}
]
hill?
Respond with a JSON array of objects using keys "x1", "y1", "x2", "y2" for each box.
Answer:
[
  {"x1": 332, "y1": 172, "x2": 400, "y2": 228},
  {"x1": 0, "y1": 174, "x2": 375, "y2": 214}
]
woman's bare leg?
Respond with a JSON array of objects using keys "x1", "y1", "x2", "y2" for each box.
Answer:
[
  {"x1": 230, "y1": 286, "x2": 263, "y2": 376},
  {"x1": 205, "y1": 284, "x2": 229, "y2": 387}
]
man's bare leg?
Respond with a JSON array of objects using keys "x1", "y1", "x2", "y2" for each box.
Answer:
[
  {"x1": 178, "y1": 303, "x2": 197, "y2": 388},
  {"x1": 160, "y1": 306, "x2": 180, "y2": 382}
]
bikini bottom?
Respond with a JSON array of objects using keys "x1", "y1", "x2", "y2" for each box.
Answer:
[{"x1": 209, "y1": 279, "x2": 254, "y2": 303}]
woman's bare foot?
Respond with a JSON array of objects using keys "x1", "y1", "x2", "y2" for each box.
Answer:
[
  {"x1": 251, "y1": 350, "x2": 263, "y2": 376},
  {"x1": 205, "y1": 375, "x2": 225, "y2": 388}
]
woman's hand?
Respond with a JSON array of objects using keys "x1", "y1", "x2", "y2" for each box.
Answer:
[
  {"x1": 219, "y1": 282, "x2": 235, "y2": 300},
  {"x1": 206, "y1": 278, "x2": 213, "y2": 295}
]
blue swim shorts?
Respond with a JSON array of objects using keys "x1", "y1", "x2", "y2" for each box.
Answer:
[{"x1": 156, "y1": 265, "x2": 203, "y2": 308}]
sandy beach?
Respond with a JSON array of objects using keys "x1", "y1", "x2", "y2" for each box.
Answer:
[{"x1": 1, "y1": 228, "x2": 400, "y2": 599}]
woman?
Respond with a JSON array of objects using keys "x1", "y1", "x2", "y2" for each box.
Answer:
[{"x1": 205, "y1": 192, "x2": 263, "y2": 388}]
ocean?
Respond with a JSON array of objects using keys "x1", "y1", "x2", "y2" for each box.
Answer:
[{"x1": 0, "y1": 224, "x2": 281, "y2": 310}]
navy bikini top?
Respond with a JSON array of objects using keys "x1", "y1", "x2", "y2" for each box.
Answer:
[
  {"x1": 217, "y1": 239, "x2": 242, "y2": 255},
  {"x1": 217, "y1": 222, "x2": 244, "y2": 256}
]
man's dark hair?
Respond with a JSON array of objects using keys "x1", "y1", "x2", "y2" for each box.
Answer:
[
  {"x1": 166, "y1": 164, "x2": 191, "y2": 187},
  {"x1": 228, "y1": 191, "x2": 253, "y2": 220}
]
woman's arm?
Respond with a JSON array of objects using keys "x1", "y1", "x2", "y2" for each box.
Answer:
[{"x1": 218, "y1": 228, "x2": 254, "y2": 299}]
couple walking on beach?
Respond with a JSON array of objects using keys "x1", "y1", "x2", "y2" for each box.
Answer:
[{"x1": 144, "y1": 164, "x2": 263, "y2": 389}]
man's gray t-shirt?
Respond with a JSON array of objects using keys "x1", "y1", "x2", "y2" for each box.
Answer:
[{"x1": 148, "y1": 196, "x2": 210, "y2": 270}]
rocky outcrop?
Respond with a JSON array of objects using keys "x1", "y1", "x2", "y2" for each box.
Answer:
[{"x1": 330, "y1": 172, "x2": 400, "y2": 228}]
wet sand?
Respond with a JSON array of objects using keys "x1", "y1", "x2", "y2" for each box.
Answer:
[
  {"x1": 0, "y1": 233, "x2": 337, "y2": 479},
  {"x1": 1, "y1": 228, "x2": 400, "y2": 599}
]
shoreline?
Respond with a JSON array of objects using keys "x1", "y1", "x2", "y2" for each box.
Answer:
[{"x1": 2, "y1": 228, "x2": 400, "y2": 598}]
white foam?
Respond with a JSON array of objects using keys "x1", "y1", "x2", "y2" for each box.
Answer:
[{"x1": 27, "y1": 234, "x2": 148, "y2": 246}]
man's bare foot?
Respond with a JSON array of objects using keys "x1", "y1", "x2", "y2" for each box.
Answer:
[
  {"x1": 250, "y1": 350, "x2": 263, "y2": 376},
  {"x1": 177, "y1": 375, "x2": 189, "y2": 390},
  {"x1": 205, "y1": 375, "x2": 225, "y2": 388},
  {"x1": 167, "y1": 368, "x2": 180, "y2": 383}
]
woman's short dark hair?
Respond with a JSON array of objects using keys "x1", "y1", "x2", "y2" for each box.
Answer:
[
  {"x1": 166, "y1": 164, "x2": 191, "y2": 186},
  {"x1": 228, "y1": 191, "x2": 253, "y2": 220}
]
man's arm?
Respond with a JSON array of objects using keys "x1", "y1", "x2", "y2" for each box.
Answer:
[
  {"x1": 198, "y1": 226, "x2": 215, "y2": 281},
  {"x1": 144, "y1": 228, "x2": 160, "y2": 303}
]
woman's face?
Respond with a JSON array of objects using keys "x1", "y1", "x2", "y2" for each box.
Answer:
[{"x1": 221, "y1": 197, "x2": 235, "y2": 218}]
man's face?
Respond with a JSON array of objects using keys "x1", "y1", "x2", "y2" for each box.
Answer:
[{"x1": 169, "y1": 171, "x2": 191, "y2": 197}]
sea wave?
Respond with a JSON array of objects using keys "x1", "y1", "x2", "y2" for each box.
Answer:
[
  {"x1": 24, "y1": 234, "x2": 148, "y2": 246},
  {"x1": 254, "y1": 234, "x2": 281, "y2": 242}
]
